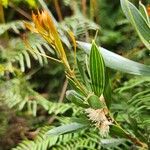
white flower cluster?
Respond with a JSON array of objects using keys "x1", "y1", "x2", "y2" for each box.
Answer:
[{"x1": 85, "y1": 108, "x2": 112, "y2": 137}]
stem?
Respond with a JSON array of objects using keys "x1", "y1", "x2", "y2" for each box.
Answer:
[
  {"x1": 90, "y1": 0, "x2": 98, "y2": 22},
  {"x1": 33, "y1": 50, "x2": 62, "y2": 63},
  {"x1": 126, "y1": 134, "x2": 148, "y2": 149},
  {"x1": 0, "y1": 4, "x2": 8, "y2": 38},
  {"x1": 9, "y1": 2, "x2": 31, "y2": 20},
  {"x1": 74, "y1": 77, "x2": 88, "y2": 96},
  {"x1": 24, "y1": 39, "x2": 62, "y2": 63},
  {"x1": 67, "y1": 72, "x2": 88, "y2": 96},
  {"x1": 59, "y1": 78, "x2": 68, "y2": 102},
  {"x1": 81, "y1": 0, "x2": 90, "y2": 42},
  {"x1": 54, "y1": 0, "x2": 63, "y2": 21},
  {"x1": 0, "y1": 4, "x2": 5, "y2": 23},
  {"x1": 119, "y1": 125, "x2": 147, "y2": 148},
  {"x1": 48, "y1": 78, "x2": 68, "y2": 124},
  {"x1": 108, "y1": 111, "x2": 148, "y2": 149},
  {"x1": 90, "y1": 0, "x2": 94, "y2": 20},
  {"x1": 82, "y1": 0, "x2": 87, "y2": 17}
]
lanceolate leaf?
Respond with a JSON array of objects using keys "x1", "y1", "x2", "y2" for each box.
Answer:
[
  {"x1": 109, "y1": 125, "x2": 127, "y2": 138},
  {"x1": 103, "y1": 69, "x2": 111, "y2": 108},
  {"x1": 139, "y1": 1, "x2": 150, "y2": 24},
  {"x1": 101, "y1": 138, "x2": 127, "y2": 148},
  {"x1": 89, "y1": 41, "x2": 105, "y2": 97},
  {"x1": 76, "y1": 58, "x2": 90, "y2": 88},
  {"x1": 87, "y1": 94, "x2": 104, "y2": 109},
  {"x1": 77, "y1": 41, "x2": 150, "y2": 76},
  {"x1": 66, "y1": 90, "x2": 89, "y2": 108},
  {"x1": 46, "y1": 123, "x2": 87, "y2": 136},
  {"x1": 120, "y1": 0, "x2": 150, "y2": 50},
  {"x1": 67, "y1": 75, "x2": 87, "y2": 96}
]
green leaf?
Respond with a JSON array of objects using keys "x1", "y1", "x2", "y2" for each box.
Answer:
[
  {"x1": 46, "y1": 123, "x2": 87, "y2": 136},
  {"x1": 89, "y1": 41, "x2": 105, "y2": 97},
  {"x1": 101, "y1": 138, "x2": 127, "y2": 148},
  {"x1": 109, "y1": 125, "x2": 127, "y2": 138},
  {"x1": 0, "y1": 21, "x2": 24, "y2": 35},
  {"x1": 77, "y1": 41, "x2": 150, "y2": 76},
  {"x1": 139, "y1": 1, "x2": 150, "y2": 24},
  {"x1": 67, "y1": 75, "x2": 86, "y2": 96},
  {"x1": 103, "y1": 69, "x2": 111, "y2": 108},
  {"x1": 71, "y1": 116, "x2": 91, "y2": 125},
  {"x1": 66, "y1": 90, "x2": 89, "y2": 108},
  {"x1": 120, "y1": 0, "x2": 150, "y2": 50},
  {"x1": 87, "y1": 94, "x2": 104, "y2": 109},
  {"x1": 76, "y1": 58, "x2": 87, "y2": 84},
  {"x1": 76, "y1": 58, "x2": 85, "y2": 82}
]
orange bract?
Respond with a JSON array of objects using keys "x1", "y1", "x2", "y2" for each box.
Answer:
[{"x1": 25, "y1": 10, "x2": 71, "y2": 71}]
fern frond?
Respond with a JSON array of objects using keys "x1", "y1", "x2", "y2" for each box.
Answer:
[
  {"x1": 0, "y1": 20, "x2": 25, "y2": 35},
  {"x1": 127, "y1": 89, "x2": 150, "y2": 126},
  {"x1": 114, "y1": 76, "x2": 150, "y2": 144},
  {"x1": 60, "y1": 12, "x2": 99, "y2": 37},
  {"x1": 0, "y1": 77, "x2": 78, "y2": 116},
  {"x1": 12, "y1": 125, "x2": 100, "y2": 150},
  {"x1": 0, "y1": 33, "x2": 54, "y2": 72},
  {"x1": 116, "y1": 76, "x2": 150, "y2": 93},
  {"x1": 11, "y1": 126, "x2": 58, "y2": 150},
  {"x1": 12, "y1": 125, "x2": 131, "y2": 150},
  {"x1": 116, "y1": 77, "x2": 150, "y2": 119}
]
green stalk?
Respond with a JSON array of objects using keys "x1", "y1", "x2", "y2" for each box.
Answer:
[
  {"x1": 116, "y1": 123, "x2": 148, "y2": 149},
  {"x1": 0, "y1": 4, "x2": 8, "y2": 38},
  {"x1": 0, "y1": 4, "x2": 5, "y2": 23},
  {"x1": 108, "y1": 111, "x2": 148, "y2": 149}
]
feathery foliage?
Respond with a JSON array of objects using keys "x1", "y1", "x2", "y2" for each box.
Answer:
[
  {"x1": 0, "y1": 33, "x2": 54, "y2": 72},
  {"x1": 0, "y1": 0, "x2": 150, "y2": 149},
  {"x1": 0, "y1": 76, "x2": 79, "y2": 116}
]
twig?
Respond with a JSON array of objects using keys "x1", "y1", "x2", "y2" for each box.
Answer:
[
  {"x1": 108, "y1": 111, "x2": 148, "y2": 149},
  {"x1": 9, "y1": 2, "x2": 31, "y2": 20},
  {"x1": 90, "y1": 0, "x2": 97, "y2": 22},
  {"x1": 54, "y1": 0, "x2": 63, "y2": 21},
  {"x1": 59, "y1": 78, "x2": 68, "y2": 102},
  {"x1": 24, "y1": 39, "x2": 62, "y2": 63},
  {"x1": 30, "y1": 49, "x2": 62, "y2": 63},
  {"x1": 48, "y1": 115, "x2": 56, "y2": 124},
  {"x1": 82, "y1": 0, "x2": 87, "y2": 17},
  {"x1": 81, "y1": 0, "x2": 89, "y2": 42},
  {"x1": 48, "y1": 78, "x2": 68, "y2": 124}
]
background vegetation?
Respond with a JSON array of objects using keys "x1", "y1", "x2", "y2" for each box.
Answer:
[{"x1": 0, "y1": 0, "x2": 149, "y2": 150}]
